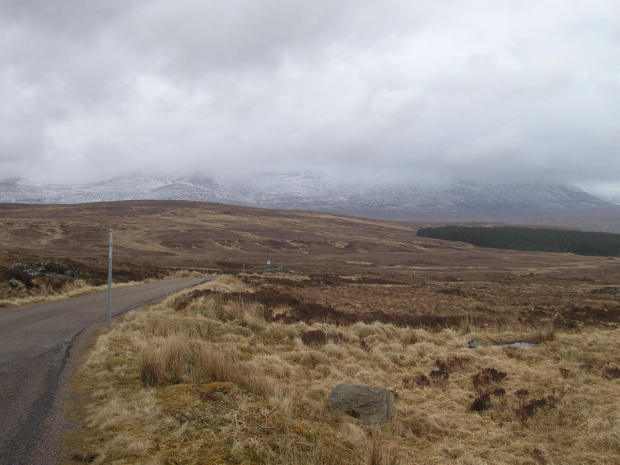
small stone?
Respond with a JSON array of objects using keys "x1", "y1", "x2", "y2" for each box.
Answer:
[
  {"x1": 8, "y1": 279, "x2": 22, "y2": 288},
  {"x1": 328, "y1": 383, "x2": 394, "y2": 425},
  {"x1": 467, "y1": 340, "x2": 485, "y2": 349}
]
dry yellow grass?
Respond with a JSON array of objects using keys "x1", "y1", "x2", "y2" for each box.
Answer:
[
  {"x1": 67, "y1": 275, "x2": 620, "y2": 464},
  {"x1": 166, "y1": 270, "x2": 204, "y2": 279},
  {"x1": 0, "y1": 270, "x2": 204, "y2": 310},
  {"x1": 0, "y1": 280, "x2": 140, "y2": 309}
]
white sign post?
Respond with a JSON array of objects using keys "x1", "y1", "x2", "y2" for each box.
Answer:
[{"x1": 107, "y1": 230, "x2": 113, "y2": 329}]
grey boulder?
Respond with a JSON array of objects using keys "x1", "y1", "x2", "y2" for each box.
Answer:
[{"x1": 328, "y1": 383, "x2": 394, "y2": 425}]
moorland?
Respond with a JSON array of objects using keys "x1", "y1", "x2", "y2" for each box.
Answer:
[
  {"x1": 2, "y1": 201, "x2": 618, "y2": 275},
  {"x1": 1, "y1": 201, "x2": 619, "y2": 464}
]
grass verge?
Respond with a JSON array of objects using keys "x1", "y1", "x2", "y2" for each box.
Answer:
[
  {"x1": 67, "y1": 275, "x2": 620, "y2": 464},
  {"x1": 0, "y1": 270, "x2": 204, "y2": 310}
]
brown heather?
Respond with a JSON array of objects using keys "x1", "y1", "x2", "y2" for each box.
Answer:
[
  {"x1": 67, "y1": 274, "x2": 620, "y2": 464},
  {"x1": 0, "y1": 262, "x2": 202, "y2": 310},
  {"x1": 0, "y1": 279, "x2": 142, "y2": 309}
]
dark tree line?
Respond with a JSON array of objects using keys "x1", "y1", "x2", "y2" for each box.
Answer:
[{"x1": 417, "y1": 225, "x2": 620, "y2": 257}]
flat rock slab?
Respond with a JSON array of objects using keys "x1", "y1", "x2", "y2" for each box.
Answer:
[{"x1": 328, "y1": 383, "x2": 394, "y2": 425}]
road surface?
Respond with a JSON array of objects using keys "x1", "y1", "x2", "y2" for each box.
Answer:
[{"x1": 0, "y1": 277, "x2": 205, "y2": 465}]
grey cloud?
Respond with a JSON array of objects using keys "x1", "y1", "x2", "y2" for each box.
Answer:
[
  {"x1": 0, "y1": 1, "x2": 619, "y2": 191},
  {"x1": 1, "y1": 0, "x2": 132, "y2": 39}
]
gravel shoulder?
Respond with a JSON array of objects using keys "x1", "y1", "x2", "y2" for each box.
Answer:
[{"x1": 24, "y1": 320, "x2": 106, "y2": 464}]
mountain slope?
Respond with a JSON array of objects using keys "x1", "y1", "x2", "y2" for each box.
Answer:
[{"x1": 0, "y1": 172, "x2": 616, "y2": 228}]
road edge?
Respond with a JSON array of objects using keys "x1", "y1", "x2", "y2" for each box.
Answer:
[{"x1": 24, "y1": 278, "x2": 208, "y2": 464}]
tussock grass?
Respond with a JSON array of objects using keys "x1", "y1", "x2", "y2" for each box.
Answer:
[
  {"x1": 138, "y1": 336, "x2": 272, "y2": 396},
  {"x1": 70, "y1": 275, "x2": 620, "y2": 464}
]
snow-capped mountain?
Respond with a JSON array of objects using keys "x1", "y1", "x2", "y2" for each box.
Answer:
[{"x1": 0, "y1": 172, "x2": 616, "y2": 222}]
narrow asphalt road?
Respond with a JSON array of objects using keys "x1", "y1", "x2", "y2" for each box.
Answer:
[{"x1": 0, "y1": 277, "x2": 206, "y2": 465}]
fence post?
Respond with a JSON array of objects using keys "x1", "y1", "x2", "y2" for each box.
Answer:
[{"x1": 107, "y1": 230, "x2": 113, "y2": 329}]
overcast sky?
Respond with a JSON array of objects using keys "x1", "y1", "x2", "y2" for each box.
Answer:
[{"x1": 1, "y1": 1, "x2": 619, "y2": 196}]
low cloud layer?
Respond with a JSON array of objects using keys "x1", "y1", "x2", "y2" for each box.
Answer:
[{"x1": 1, "y1": 1, "x2": 619, "y2": 196}]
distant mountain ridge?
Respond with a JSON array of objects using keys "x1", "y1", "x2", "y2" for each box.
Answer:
[{"x1": 0, "y1": 172, "x2": 617, "y2": 227}]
